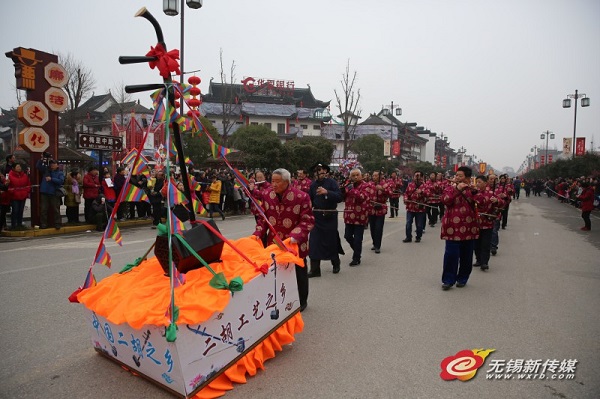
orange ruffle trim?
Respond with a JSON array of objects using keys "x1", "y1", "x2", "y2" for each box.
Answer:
[
  {"x1": 78, "y1": 236, "x2": 303, "y2": 328},
  {"x1": 193, "y1": 312, "x2": 304, "y2": 398},
  {"x1": 77, "y1": 236, "x2": 305, "y2": 398}
]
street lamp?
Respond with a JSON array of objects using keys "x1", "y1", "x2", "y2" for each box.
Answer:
[
  {"x1": 382, "y1": 101, "x2": 402, "y2": 159},
  {"x1": 563, "y1": 90, "x2": 590, "y2": 158},
  {"x1": 540, "y1": 130, "x2": 554, "y2": 167},
  {"x1": 163, "y1": 0, "x2": 203, "y2": 114},
  {"x1": 530, "y1": 145, "x2": 539, "y2": 169}
]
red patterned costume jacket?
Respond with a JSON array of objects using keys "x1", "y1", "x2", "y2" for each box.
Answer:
[
  {"x1": 424, "y1": 180, "x2": 443, "y2": 205},
  {"x1": 475, "y1": 188, "x2": 505, "y2": 230},
  {"x1": 253, "y1": 185, "x2": 315, "y2": 259},
  {"x1": 343, "y1": 180, "x2": 371, "y2": 225},
  {"x1": 440, "y1": 185, "x2": 481, "y2": 241},
  {"x1": 368, "y1": 180, "x2": 392, "y2": 216},
  {"x1": 404, "y1": 181, "x2": 430, "y2": 213},
  {"x1": 494, "y1": 183, "x2": 514, "y2": 208},
  {"x1": 249, "y1": 181, "x2": 272, "y2": 217},
  {"x1": 387, "y1": 177, "x2": 402, "y2": 199},
  {"x1": 292, "y1": 177, "x2": 312, "y2": 194}
]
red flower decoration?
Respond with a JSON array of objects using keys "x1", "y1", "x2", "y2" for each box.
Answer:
[{"x1": 146, "y1": 43, "x2": 181, "y2": 79}]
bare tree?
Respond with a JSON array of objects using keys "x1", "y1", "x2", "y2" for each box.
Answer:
[
  {"x1": 59, "y1": 52, "x2": 96, "y2": 147},
  {"x1": 334, "y1": 59, "x2": 361, "y2": 158},
  {"x1": 111, "y1": 81, "x2": 133, "y2": 124},
  {"x1": 219, "y1": 48, "x2": 237, "y2": 146}
]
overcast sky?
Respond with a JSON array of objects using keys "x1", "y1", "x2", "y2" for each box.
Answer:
[{"x1": 2, "y1": 0, "x2": 599, "y2": 171}]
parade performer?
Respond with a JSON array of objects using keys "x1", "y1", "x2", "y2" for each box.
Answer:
[
  {"x1": 473, "y1": 175, "x2": 504, "y2": 271},
  {"x1": 253, "y1": 168, "x2": 314, "y2": 311},
  {"x1": 403, "y1": 171, "x2": 429, "y2": 243},
  {"x1": 308, "y1": 163, "x2": 344, "y2": 277},
  {"x1": 425, "y1": 172, "x2": 442, "y2": 227},
  {"x1": 387, "y1": 170, "x2": 402, "y2": 218},
  {"x1": 293, "y1": 168, "x2": 312, "y2": 194},
  {"x1": 342, "y1": 168, "x2": 371, "y2": 266},
  {"x1": 440, "y1": 166, "x2": 481, "y2": 290},
  {"x1": 368, "y1": 171, "x2": 392, "y2": 253},
  {"x1": 496, "y1": 174, "x2": 514, "y2": 229}
]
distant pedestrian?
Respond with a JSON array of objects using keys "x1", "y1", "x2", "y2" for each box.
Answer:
[
  {"x1": 8, "y1": 163, "x2": 31, "y2": 230},
  {"x1": 37, "y1": 158, "x2": 65, "y2": 229},
  {"x1": 83, "y1": 166, "x2": 100, "y2": 223},
  {"x1": 577, "y1": 182, "x2": 594, "y2": 231}
]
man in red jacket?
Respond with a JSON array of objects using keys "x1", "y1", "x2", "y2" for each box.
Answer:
[
  {"x1": 253, "y1": 168, "x2": 314, "y2": 311},
  {"x1": 83, "y1": 166, "x2": 100, "y2": 224},
  {"x1": 440, "y1": 166, "x2": 482, "y2": 290}
]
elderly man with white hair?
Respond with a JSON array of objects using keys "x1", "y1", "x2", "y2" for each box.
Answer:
[{"x1": 253, "y1": 168, "x2": 315, "y2": 312}]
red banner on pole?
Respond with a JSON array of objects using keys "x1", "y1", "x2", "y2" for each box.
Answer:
[
  {"x1": 392, "y1": 141, "x2": 400, "y2": 156},
  {"x1": 575, "y1": 137, "x2": 586, "y2": 156},
  {"x1": 548, "y1": 154, "x2": 553, "y2": 163},
  {"x1": 540, "y1": 155, "x2": 545, "y2": 165}
]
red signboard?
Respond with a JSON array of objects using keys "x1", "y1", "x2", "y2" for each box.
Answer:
[
  {"x1": 392, "y1": 141, "x2": 401, "y2": 156},
  {"x1": 575, "y1": 137, "x2": 586, "y2": 156}
]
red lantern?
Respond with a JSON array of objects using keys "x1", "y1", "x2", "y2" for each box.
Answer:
[{"x1": 188, "y1": 75, "x2": 201, "y2": 85}]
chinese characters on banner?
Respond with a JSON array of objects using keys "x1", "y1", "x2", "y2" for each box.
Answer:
[
  {"x1": 392, "y1": 141, "x2": 401, "y2": 156},
  {"x1": 575, "y1": 137, "x2": 586, "y2": 156},
  {"x1": 562, "y1": 138, "x2": 572, "y2": 156}
]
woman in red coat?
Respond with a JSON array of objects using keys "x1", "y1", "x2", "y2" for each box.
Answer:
[
  {"x1": 8, "y1": 163, "x2": 31, "y2": 230},
  {"x1": 577, "y1": 182, "x2": 594, "y2": 231}
]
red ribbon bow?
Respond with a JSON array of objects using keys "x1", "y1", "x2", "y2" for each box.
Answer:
[{"x1": 146, "y1": 43, "x2": 181, "y2": 79}]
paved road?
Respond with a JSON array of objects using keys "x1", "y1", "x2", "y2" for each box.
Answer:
[{"x1": 0, "y1": 196, "x2": 598, "y2": 399}]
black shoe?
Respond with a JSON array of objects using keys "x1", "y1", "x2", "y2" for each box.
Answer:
[
  {"x1": 415, "y1": 238, "x2": 421, "y2": 243},
  {"x1": 402, "y1": 238, "x2": 412, "y2": 243},
  {"x1": 307, "y1": 271, "x2": 321, "y2": 278},
  {"x1": 375, "y1": 248, "x2": 380, "y2": 253},
  {"x1": 349, "y1": 260, "x2": 361, "y2": 267},
  {"x1": 55, "y1": 225, "x2": 62, "y2": 230},
  {"x1": 501, "y1": 226, "x2": 506, "y2": 230},
  {"x1": 456, "y1": 282, "x2": 466, "y2": 288},
  {"x1": 389, "y1": 216, "x2": 395, "y2": 218},
  {"x1": 491, "y1": 249, "x2": 497, "y2": 256},
  {"x1": 442, "y1": 283, "x2": 453, "y2": 290},
  {"x1": 222, "y1": 215, "x2": 226, "y2": 221},
  {"x1": 473, "y1": 261, "x2": 482, "y2": 267},
  {"x1": 333, "y1": 265, "x2": 340, "y2": 274},
  {"x1": 481, "y1": 265, "x2": 489, "y2": 271},
  {"x1": 371, "y1": 246, "x2": 376, "y2": 251},
  {"x1": 300, "y1": 303, "x2": 307, "y2": 312},
  {"x1": 40, "y1": 225, "x2": 48, "y2": 229}
]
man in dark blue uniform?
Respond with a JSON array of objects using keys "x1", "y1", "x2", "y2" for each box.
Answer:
[{"x1": 307, "y1": 164, "x2": 344, "y2": 277}]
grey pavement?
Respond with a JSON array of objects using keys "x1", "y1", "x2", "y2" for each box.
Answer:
[{"x1": 0, "y1": 196, "x2": 598, "y2": 399}]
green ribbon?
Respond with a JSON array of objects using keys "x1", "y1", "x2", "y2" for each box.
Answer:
[
  {"x1": 119, "y1": 257, "x2": 144, "y2": 274},
  {"x1": 209, "y1": 273, "x2": 244, "y2": 293},
  {"x1": 165, "y1": 323, "x2": 178, "y2": 342}
]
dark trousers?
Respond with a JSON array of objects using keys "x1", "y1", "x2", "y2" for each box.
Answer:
[
  {"x1": 442, "y1": 240, "x2": 475, "y2": 285},
  {"x1": 66, "y1": 206, "x2": 80, "y2": 223},
  {"x1": 296, "y1": 259, "x2": 308, "y2": 307},
  {"x1": 84, "y1": 198, "x2": 94, "y2": 223},
  {"x1": 344, "y1": 224, "x2": 365, "y2": 261},
  {"x1": 10, "y1": 199, "x2": 25, "y2": 227},
  {"x1": 491, "y1": 219, "x2": 500, "y2": 250},
  {"x1": 208, "y1": 203, "x2": 225, "y2": 219},
  {"x1": 41, "y1": 193, "x2": 61, "y2": 228},
  {"x1": 501, "y1": 205, "x2": 509, "y2": 228},
  {"x1": 474, "y1": 228, "x2": 493, "y2": 265},
  {"x1": 389, "y1": 198, "x2": 399, "y2": 217},
  {"x1": 405, "y1": 211, "x2": 426, "y2": 240},
  {"x1": 582, "y1": 211, "x2": 591, "y2": 229},
  {"x1": 439, "y1": 203, "x2": 445, "y2": 218},
  {"x1": 151, "y1": 201, "x2": 163, "y2": 225},
  {"x1": 427, "y1": 204, "x2": 440, "y2": 226},
  {"x1": 368, "y1": 214, "x2": 385, "y2": 250},
  {"x1": 0, "y1": 204, "x2": 10, "y2": 231}
]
